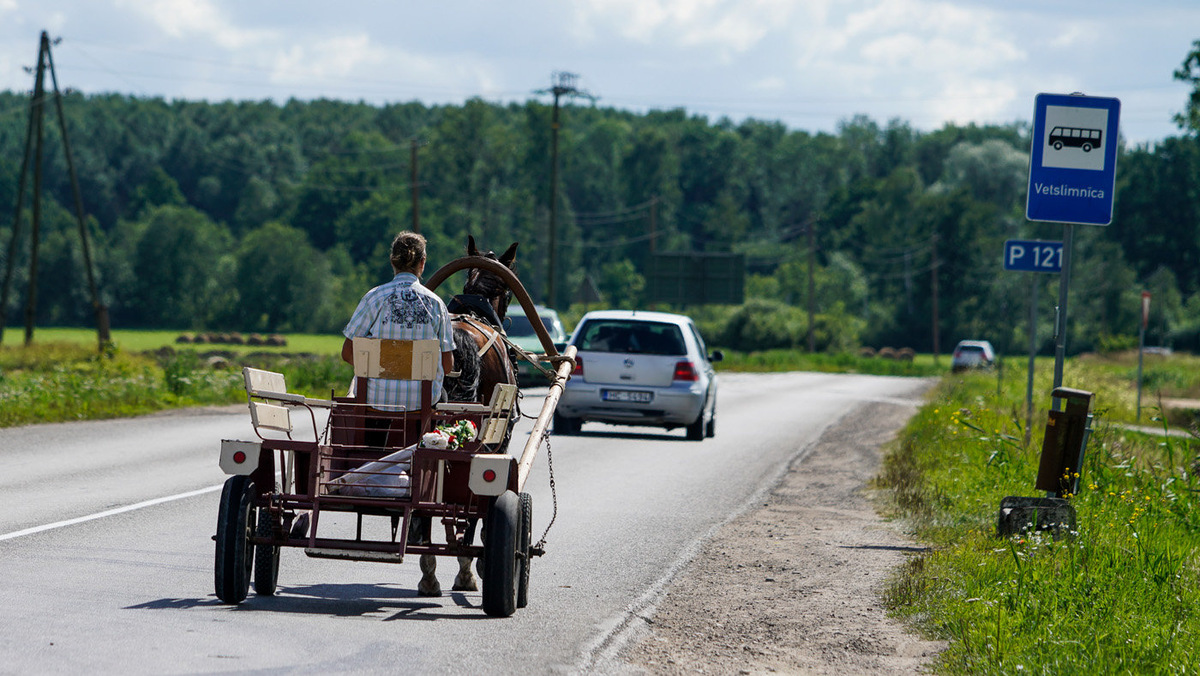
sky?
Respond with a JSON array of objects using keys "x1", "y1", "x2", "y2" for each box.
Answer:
[{"x1": 2, "y1": 1, "x2": 1198, "y2": 146}]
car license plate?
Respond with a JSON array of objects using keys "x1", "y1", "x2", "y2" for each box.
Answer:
[{"x1": 601, "y1": 389, "x2": 653, "y2": 404}]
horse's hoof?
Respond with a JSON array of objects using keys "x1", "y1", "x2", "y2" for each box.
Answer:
[
  {"x1": 417, "y1": 578, "x2": 442, "y2": 597},
  {"x1": 452, "y1": 575, "x2": 478, "y2": 592}
]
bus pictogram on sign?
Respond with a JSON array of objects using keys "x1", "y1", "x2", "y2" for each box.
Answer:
[{"x1": 1048, "y1": 127, "x2": 1102, "y2": 152}]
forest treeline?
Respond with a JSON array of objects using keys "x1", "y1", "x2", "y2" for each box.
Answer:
[{"x1": 4, "y1": 41, "x2": 1200, "y2": 355}]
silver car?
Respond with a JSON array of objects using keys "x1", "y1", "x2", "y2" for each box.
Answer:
[{"x1": 555, "y1": 310, "x2": 721, "y2": 440}]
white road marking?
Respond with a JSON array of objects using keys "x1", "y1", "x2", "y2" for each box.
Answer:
[{"x1": 0, "y1": 484, "x2": 224, "y2": 542}]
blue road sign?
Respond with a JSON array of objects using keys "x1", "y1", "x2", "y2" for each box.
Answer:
[
  {"x1": 1026, "y1": 93, "x2": 1121, "y2": 225},
  {"x1": 1004, "y1": 239, "x2": 1063, "y2": 273}
]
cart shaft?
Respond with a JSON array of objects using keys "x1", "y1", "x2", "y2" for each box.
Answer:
[{"x1": 517, "y1": 344, "x2": 576, "y2": 490}]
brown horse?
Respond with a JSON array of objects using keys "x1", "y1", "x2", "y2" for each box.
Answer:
[
  {"x1": 443, "y1": 236, "x2": 519, "y2": 407},
  {"x1": 419, "y1": 236, "x2": 520, "y2": 597}
]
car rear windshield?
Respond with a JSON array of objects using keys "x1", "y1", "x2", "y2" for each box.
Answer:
[
  {"x1": 576, "y1": 320, "x2": 687, "y2": 355},
  {"x1": 958, "y1": 346, "x2": 984, "y2": 354}
]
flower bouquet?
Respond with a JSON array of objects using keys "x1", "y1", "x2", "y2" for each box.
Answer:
[{"x1": 421, "y1": 419, "x2": 478, "y2": 450}]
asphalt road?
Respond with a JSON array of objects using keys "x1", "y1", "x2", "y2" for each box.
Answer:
[{"x1": 0, "y1": 372, "x2": 929, "y2": 675}]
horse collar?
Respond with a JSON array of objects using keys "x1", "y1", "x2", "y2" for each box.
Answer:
[{"x1": 448, "y1": 294, "x2": 503, "y2": 329}]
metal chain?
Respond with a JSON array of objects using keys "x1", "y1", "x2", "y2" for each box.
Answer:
[{"x1": 533, "y1": 428, "x2": 558, "y2": 552}]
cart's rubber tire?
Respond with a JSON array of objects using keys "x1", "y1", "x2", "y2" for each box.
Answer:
[
  {"x1": 686, "y1": 410, "x2": 705, "y2": 441},
  {"x1": 253, "y1": 507, "x2": 280, "y2": 596},
  {"x1": 516, "y1": 492, "x2": 532, "y2": 609},
  {"x1": 482, "y1": 491, "x2": 520, "y2": 617},
  {"x1": 215, "y1": 476, "x2": 255, "y2": 604},
  {"x1": 554, "y1": 412, "x2": 581, "y2": 436}
]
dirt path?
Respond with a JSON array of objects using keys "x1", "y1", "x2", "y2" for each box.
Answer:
[{"x1": 617, "y1": 388, "x2": 946, "y2": 674}]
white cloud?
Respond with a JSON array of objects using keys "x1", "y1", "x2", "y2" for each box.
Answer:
[
  {"x1": 570, "y1": 0, "x2": 795, "y2": 55},
  {"x1": 786, "y1": 0, "x2": 1027, "y2": 126},
  {"x1": 268, "y1": 34, "x2": 388, "y2": 84},
  {"x1": 113, "y1": 0, "x2": 274, "y2": 49}
]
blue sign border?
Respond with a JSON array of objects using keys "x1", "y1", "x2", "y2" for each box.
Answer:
[{"x1": 1026, "y1": 93, "x2": 1121, "y2": 226}]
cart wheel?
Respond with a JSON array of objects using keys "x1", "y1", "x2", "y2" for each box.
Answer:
[
  {"x1": 482, "y1": 491, "x2": 520, "y2": 617},
  {"x1": 215, "y1": 476, "x2": 256, "y2": 604},
  {"x1": 516, "y1": 492, "x2": 532, "y2": 609},
  {"x1": 253, "y1": 507, "x2": 281, "y2": 596}
]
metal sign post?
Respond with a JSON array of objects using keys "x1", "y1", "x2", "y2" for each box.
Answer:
[
  {"x1": 1137, "y1": 290, "x2": 1150, "y2": 422},
  {"x1": 1026, "y1": 93, "x2": 1121, "y2": 410},
  {"x1": 1003, "y1": 239, "x2": 1063, "y2": 444}
]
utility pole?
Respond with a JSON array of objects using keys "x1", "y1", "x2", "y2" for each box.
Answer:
[
  {"x1": 0, "y1": 31, "x2": 108, "y2": 350},
  {"x1": 536, "y1": 71, "x2": 594, "y2": 307},
  {"x1": 649, "y1": 195, "x2": 658, "y2": 254},
  {"x1": 410, "y1": 138, "x2": 420, "y2": 233},
  {"x1": 807, "y1": 219, "x2": 816, "y2": 353},
  {"x1": 24, "y1": 34, "x2": 47, "y2": 348},
  {"x1": 930, "y1": 233, "x2": 939, "y2": 363}
]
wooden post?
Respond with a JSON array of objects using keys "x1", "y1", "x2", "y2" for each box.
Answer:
[{"x1": 517, "y1": 345, "x2": 577, "y2": 491}]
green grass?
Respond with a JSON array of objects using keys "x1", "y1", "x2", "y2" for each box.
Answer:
[
  {"x1": 879, "y1": 365, "x2": 1200, "y2": 674},
  {"x1": 0, "y1": 331, "x2": 352, "y2": 427},
  {"x1": 1, "y1": 326, "x2": 345, "y2": 355},
  {"x1": 715, "y1": 348, "x2": 946, "y2": 377}
]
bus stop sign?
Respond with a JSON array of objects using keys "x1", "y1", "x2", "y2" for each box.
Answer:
[{"x1": 1026, "y1": 93, "x2": 1121, "y2": 225}]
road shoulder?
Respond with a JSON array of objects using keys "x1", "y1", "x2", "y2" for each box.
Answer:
[{"x1": 620, "y1": 394, "x2": 946, "y2": 674}]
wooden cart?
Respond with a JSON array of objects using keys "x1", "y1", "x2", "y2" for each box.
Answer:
[{"x1": 213, "y1": 256, "x2": 575, "y2": 617}]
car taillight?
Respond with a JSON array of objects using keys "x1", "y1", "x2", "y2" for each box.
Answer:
[
  {"x1": 573, "y1": 356, "x2": 584, "y2": 376},
  {"x1": 673, "y1": 360, "x2": 698, "y2": 382}
]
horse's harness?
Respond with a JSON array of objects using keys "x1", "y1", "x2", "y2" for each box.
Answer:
[{"x1": 450, "y1": 308, "x2": 517, "y2": 388}]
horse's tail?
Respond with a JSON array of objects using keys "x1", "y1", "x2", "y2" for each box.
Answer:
[{"x1": 445, "y1": 325, "x2": 482, "y2": 402}]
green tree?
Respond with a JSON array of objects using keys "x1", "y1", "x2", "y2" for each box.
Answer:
[
  {"x1": 234, "y1": 222, "x2": 334, "y2": 332},
  {"x1": 128, "y1": 205, "x2": 236, "y2": 329},
  {"x1": 1174, "y1": 39, "x2": 1200, "y2": 134}
]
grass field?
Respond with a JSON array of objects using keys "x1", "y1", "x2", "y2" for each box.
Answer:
[
  {"x1": 0, "y1": 328, "x2": 351, "y2": 426},
  {"x1": 881, "y1": 362, "x2": 1200, "y2": 674},
  {"x1": 1, "y1": 326, "x2": 345, "y2": 355}
]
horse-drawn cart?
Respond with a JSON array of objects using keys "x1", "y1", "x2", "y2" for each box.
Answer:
[{"x1": 213, "y1": 253, "x2": 575, "y2": 617}]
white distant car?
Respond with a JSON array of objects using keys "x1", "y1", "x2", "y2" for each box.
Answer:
[
  {"x1": 555, "y1": 310, "x2": 721, "y2": 440},
  {"x1": 951, "y1": 340, "x2": 995, "y2": 373}
]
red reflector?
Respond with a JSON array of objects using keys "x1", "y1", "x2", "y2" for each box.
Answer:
[
  {"x1": 572, "y1": 356, "x2": 583, "y2": 376},
  {"x1": 482, "y1": 469, "x2": 497, "y2": 482},
  {"x1": 232, "y1": 451, "x2": 246, "y2": 464},
  {"x1": 673, "y1": 360, "x2": 698, "y2": 382}
]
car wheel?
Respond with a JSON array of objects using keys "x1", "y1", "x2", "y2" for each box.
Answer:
[
  {"x1": 554, "y1": 412, "x2": 581, "y2": 436},
  {"x1": 686, "y1": 411, "x2": 705, "y2": 441},
  {"x1": 705, "y1": 411, "x2": 716, "y2": 438}
]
